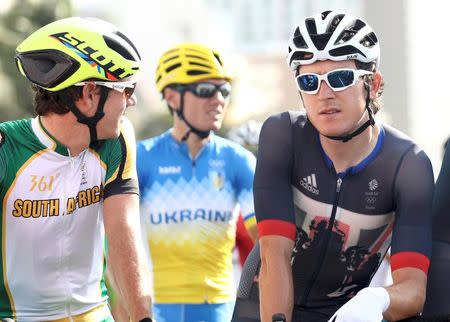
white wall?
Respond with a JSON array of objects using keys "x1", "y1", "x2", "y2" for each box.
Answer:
[{"x1": 407, "y1": 1, "x2": 450, "y2": 174}]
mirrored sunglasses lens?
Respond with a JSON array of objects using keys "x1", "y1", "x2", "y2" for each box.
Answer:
[
  {"x1": 297, "y1": 74, "x2": 319, "y2": 92},
  {"x1": 327, "y1": 70, "x2": 355, "y2": 89},
  {"x1": 195, "y1": 84, "x2": 216, "y2": 98},
  {"x1": 219, "y1": 83, "x2": 231, "y2": 98}
]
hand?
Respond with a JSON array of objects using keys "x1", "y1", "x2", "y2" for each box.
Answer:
[{"x1": 328, "y1": 287, "x2": 390, "y2": 322}]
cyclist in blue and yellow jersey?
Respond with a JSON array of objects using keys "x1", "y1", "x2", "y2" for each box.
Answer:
[
  {"x1": 232, "y1": 10, "x2": 434, "y2": 322},
  {"x1": 137, "y1": 43, "x2": 258, "y2": 322},
  {"x1": 0, "y1": 17, "x2": 152, "y2": 322}
]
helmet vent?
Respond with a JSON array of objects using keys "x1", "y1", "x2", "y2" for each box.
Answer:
[
  {"x1": 310, "y1": 33, "x2": 332, "y2": 51},
  {"x1": 16, "y1": 50, "x2": 80, "y2": 88},
  {"x1": 163, "y1": 55, "x2": 178, "y2": 64},
  {"x1": 289, "y1": 51, "x2": 313, "y2": 65},
  {"x1": 305, "y1": 18, "x2": 317, "y2": 35},
  {"x1": 213, "y1": 53, "x2": 223, "y2": 66},
  {"x1": 327, "y1": 14, "x2": 345, "y2": 33},
  {"x1": 321, "y1": 11, "x2": 332, "y2": 20},
  {"x1": 334, "y1": 19, "x2": 366, "y2": 45},
  {"x1": 360, "y1": 32, "x2": 378, "y2": 48},
  {"x1": 165, "y1": 63, "x2": 182, "y2": 73},
  {"x1": 329, "y1": 45, "x2": 365, "y2": 58},
  {"x1": 113, "y1": 31, "x2": 142, "y2": 60},
  {"x1": 186, "y1": 54, "x2": 206, "y2": 61},
  {"x1": 189, "y1": 61, "x2": 210, "y2": 69},
  {"x1": 186, "y1": 70, "x2": 209, "y2": 76},
  {"x1": 103, "y1": 35, "x2": 135, "y2": 61},
  {"x1": 292, "y1": 27, "x2": 307, "y2": 48}
]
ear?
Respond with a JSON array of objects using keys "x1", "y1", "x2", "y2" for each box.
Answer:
[
  {"x1": 75, "y1": 83, "x2": 100, "y2": 115},
  {"x1": 163, "y1": 87, "x2": 181, "y2": 111},
  {"x1": 369, "y1": 71, "x2": 383, "y2": 100}
]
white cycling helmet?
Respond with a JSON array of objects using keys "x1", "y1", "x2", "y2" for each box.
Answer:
[{"x1": 287, "y1": 10, "x2": 380, "y2": 70}]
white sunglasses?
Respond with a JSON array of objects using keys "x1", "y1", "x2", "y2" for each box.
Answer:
[
  {"x1": 75, "y1": 80, "x2": 136, "y2": 97},
  {"x1": 296, "y1": 68, "x2": 373, "y2": 95}
]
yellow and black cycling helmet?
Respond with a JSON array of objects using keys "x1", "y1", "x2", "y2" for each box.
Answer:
[
  {"x1": 15, "y1": 17, "x2": 141, "y2": 92},
  {"x1": 155, "y1": 42, "x2": 232, "y2": 93}
]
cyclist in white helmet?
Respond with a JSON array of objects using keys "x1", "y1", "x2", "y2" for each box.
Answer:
[{"x1": 231, "y1": 10, "x2": 433, "y2": 322}]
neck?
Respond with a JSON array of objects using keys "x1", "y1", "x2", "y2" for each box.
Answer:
[
  {"x1": 40, "y1": 113, "x2": 91, "y2": 156},
  {"x1": 172, "y1": 122, "x2": 210, "y2": 158},
  {"x1": 320, "y1": 123, "x2": 379, "y2": 173}
]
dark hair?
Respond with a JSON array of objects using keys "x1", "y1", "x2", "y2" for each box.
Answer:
[
  {"x1": 32, "y1": 85, "x2": 84, "y2": 116},
  {"x1": 355, "y1": 60, "x2": 384, "y2": 114}
]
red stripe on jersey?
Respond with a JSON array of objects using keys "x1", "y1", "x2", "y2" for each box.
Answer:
[
  {"x1": 391, "y1": 252, "x2": 430, "y2": 274},
  {"x1": 257, "y1": 220, "x2": 296, "y2": 240}
]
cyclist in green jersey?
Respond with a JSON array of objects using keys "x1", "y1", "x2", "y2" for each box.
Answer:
[{"x1": 0, "y1": 17, "x2": 152, "y2": 322}]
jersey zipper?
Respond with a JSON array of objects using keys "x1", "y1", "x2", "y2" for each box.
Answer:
[
  {"x1": 190, "y1": 145, "x2": 205, "y2": 178},
  {"x1": 299, "y1": 176, "x2": 343, "y2": 305}
]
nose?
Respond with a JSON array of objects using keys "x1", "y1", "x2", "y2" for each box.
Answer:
[
  {"x1": 210, "y1": 89, "x2": 226, "y2": 105},
  {"x1": 126, "y1": 93, "x2": 137, "y2": 107},
  {"x1": 316, "y1": 79, "x2": 335, "y2": 98}
]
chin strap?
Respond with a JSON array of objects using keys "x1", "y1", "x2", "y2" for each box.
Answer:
[
  {"x1": 60, "y1": 86, "x2": 109, "y2": 143},
  {"x1": 324, "y1": 82, "x2": 375, "y2": 143},
  {"x1": 173, "y1": 90, "x2": 210, "y2": 141}
]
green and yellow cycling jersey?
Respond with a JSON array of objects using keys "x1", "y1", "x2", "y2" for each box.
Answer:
[{"x1": 0, "y1": 116, "x2": 138, "y2": 321}]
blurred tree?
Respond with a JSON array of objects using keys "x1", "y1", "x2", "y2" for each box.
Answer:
[{"x1": 0, "y1": 0, "x2": 73, "y2": 122}]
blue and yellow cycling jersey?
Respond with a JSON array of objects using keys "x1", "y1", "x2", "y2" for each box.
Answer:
[{"x1": 137, "y1": 130, "x2": 256, "y2": 303}]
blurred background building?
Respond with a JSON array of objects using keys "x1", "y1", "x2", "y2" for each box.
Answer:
[{"x1": 1, "y1": 0, "x2": 449, "y2": 174}]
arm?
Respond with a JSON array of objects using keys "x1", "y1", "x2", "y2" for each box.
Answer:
[
  {"x1": 383, "y1": 268, "x2": 427, "y2": 321},
  {"x1": 386, "y1": 145, "x2": 433, "y2": 320},
  {"x1": 236, "y1": 146, "x2": 258, "y2": 242},
  {"x1": 104, "y1": 193, "x2": 152, "y2": 321},
  {"x1": 253, "y1": 113, "x2": 297, "y2": 322},
  {"x1": 259, "y1": 235, "x2": 295, "y2": 322},
  {"x1": 246, "y1": 224, "x2": 258, "y2": 241}
]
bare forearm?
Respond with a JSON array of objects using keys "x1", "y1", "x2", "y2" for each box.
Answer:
[
  {"x1": 259, "y1": 258, "x2": 294, "y2": 322},
  {"x1": 108, "y1": 232, "x2": 151, "y2": 321},
  {"x1": 259, "y1": 236, "x2": 295, "y2": 322},
  {"x1": 105, "y1": 194, "x2": 152, "y2": 321},
  {"x1": 383, "y1": 269, "x2": 427, "y2": 321}
]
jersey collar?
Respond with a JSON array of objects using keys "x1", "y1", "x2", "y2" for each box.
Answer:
[
  {"x1": 320, "y1": 124, "x2": 385, "y2": 175},
  {"x1": 32, "y1": 116, "x2": 70, "y2": 156}
]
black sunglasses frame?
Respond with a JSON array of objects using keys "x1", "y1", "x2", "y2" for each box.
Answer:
[{"x1": 175, "y1": 82, "x2": 231, "y2": 99}]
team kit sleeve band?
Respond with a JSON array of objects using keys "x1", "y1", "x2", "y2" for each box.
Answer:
[
  {"x1": 391, "y1": 252, "x2": 430, "y2": 274},
  {"x1": 257, "y1": 219, "x2": 297, "y2": 240}
]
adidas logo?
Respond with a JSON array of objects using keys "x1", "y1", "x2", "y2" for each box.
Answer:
[{"x1": 300, "y1": 173, "x2": 319, "y2": 195}]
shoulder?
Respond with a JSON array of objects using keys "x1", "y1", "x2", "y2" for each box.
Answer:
[
  {"x1": 381, "y1": 124, "x2": 432, "y2": 176},
  {"x1": 0, "y1": 118, "x2": 32, "y2": 134},
  {"x1": 0, "y1": 119, "x2": 33, "y2": 146},
  {"x1": 137, "y1": 130, "x2": 171, "y2": 154},
  {"x1": 382, "y1": 124, "x2": 429, "y2": 158},
  {"x1": 212, "y1": 135, "x2": 256, "y2": 161},
  {"x1": 259, "y1": 110, "x2": 310, "y2": 147}
]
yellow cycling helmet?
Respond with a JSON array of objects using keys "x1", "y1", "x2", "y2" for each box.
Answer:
[
  {"x1": 155, "y1": 42, "x2": 232, "y2": 93},
  {"x1": 15, "y1": 17, "x2": 141, "y2": 92}
]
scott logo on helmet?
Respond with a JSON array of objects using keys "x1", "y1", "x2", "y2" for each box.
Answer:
[{"x1": 50, "y1": 32, "x2": 134, "y2": 80}]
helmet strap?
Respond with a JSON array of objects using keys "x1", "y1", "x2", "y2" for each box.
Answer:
[
  {"x1": 60, "y1": 86, "x2": 109, "y2": 143},
  {"x1": 175, "y1": 91, "x2": 211, "y2": 141},
  {"x1": 324, "y1": 82, "x2": 375, "y2": 143}
]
